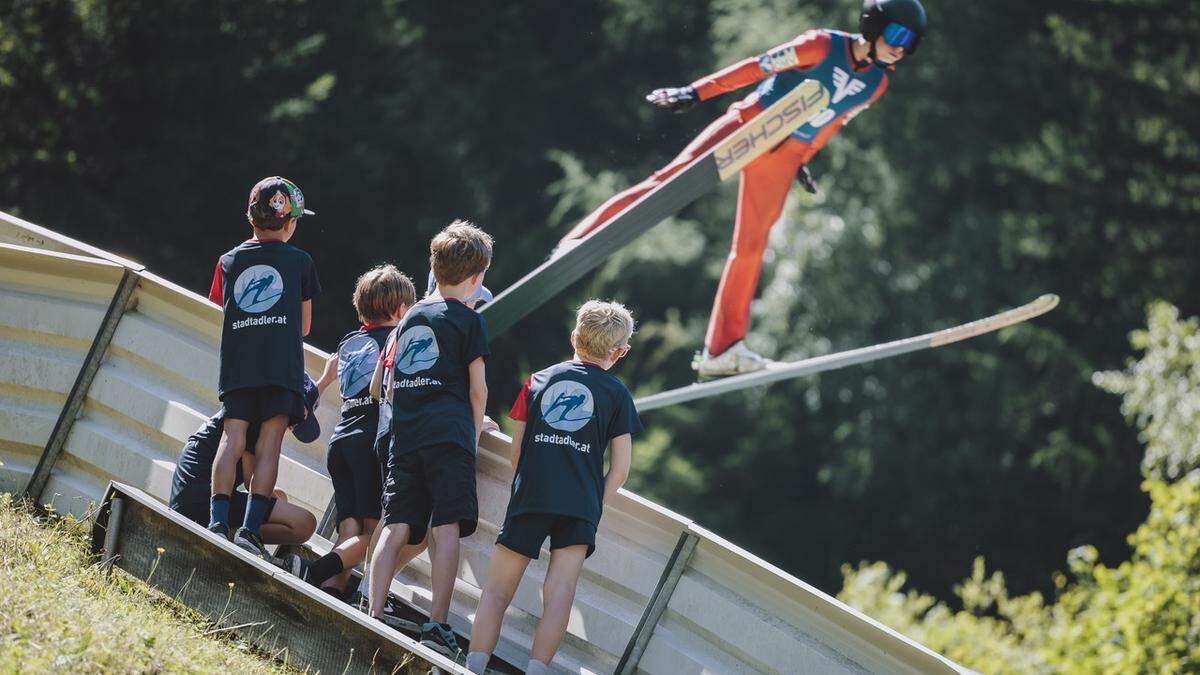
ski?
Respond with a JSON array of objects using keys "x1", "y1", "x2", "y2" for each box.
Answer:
[
  {"x1": 481, "y1": 80, "x2": 831, "y2": 338},
  {"x1": 635, "y1": 294, "x2": 1060, "y2": 412}
]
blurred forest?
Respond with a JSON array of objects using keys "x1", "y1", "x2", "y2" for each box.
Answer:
[{"x1": 2, "y1": 0, "x2": 1197, "y2": 611}]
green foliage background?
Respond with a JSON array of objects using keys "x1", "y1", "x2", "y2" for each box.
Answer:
[
  {"x1": 838, "y1": 302, "x2": 1200, "y2": 673},
  {"x1": 2, "y1": 0, "x2": 1196, "y2": 614}
]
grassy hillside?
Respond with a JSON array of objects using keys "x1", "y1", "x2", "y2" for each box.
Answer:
[{"x1": 0, "y1": 494, "x2": 287, "y2": 673}]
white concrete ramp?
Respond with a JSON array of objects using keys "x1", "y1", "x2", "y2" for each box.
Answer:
[{"x1": 0, "y1": 210, "x2": 970, "y2": 674}]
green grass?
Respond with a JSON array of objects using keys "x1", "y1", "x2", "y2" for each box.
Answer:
[{"x1": 0, "y1": 494, "x2": 288, "y2": 673}]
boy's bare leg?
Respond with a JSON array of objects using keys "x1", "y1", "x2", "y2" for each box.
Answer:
[
  {"x1": 231, "y1": 413, "x2": 290, "y2": 547},
  {"x1": 259, "y1": 493, "x2": 317, "y2": 545},
  {"x1": 357, "y1": 520, "x2": 427, "y2": 600},
  {"x1": 248, "y1": 414, "x2": 289, "y2": 496},
  {"x1": 211, "y1": 420, "x2": 248, "y2": 496},
  {"x1": 469, "y1": 544, "x2": 532, "y2": 665},
  {"x1": 369, "y1": 522, "x2": 412, "y2": 616},
  {"x1": 329, "y1": 517, "x2": 364, "y2": 591},
  {"x1": 209, "y1": 419, "x2": 248, "y2": 530},
  {"x1": 428, "y1": 522, "x2": 461, "y2": 624},
  {"x1": 530, "y1": 545, "x2": 588, "y2": 666}
]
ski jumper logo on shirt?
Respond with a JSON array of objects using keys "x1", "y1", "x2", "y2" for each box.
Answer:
[
  {"x1": 232, "y1": 264, "x2": 284, "y2": 313},
  {"x1": 539, "y1": 380, "x2": 595, "y2": 433},
  {"x1": 338, "y1": 333, "x2": 380, "y2": 396},
  {"x1": 393, "y1": 325, "x2": 440, "y2": 375}
]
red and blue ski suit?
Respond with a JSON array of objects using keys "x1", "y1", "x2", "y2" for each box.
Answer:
[{"x1": 562, "y1": 30, "x2": 889, "y2": 356}]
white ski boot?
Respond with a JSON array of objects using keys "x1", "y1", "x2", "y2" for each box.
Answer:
[{"x1": 693, "y1": 340, "x2": 770, "y2": 378}]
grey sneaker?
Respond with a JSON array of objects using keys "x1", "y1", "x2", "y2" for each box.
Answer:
[
  {"x1": 419, "y1": 621, "x2": 465, "y2": 661},
  {"x1": 206, "y1": 522, "x2": 230, "y2": 540},
  {"x1": 693, "y1": 340, "x2": 771, "y2": 378},
  {"x1": 232, "y1": 527, "x2": 269, "y2": 559},
  {"x1": 377, "y1": 612, "x2": 420, "y2": 635},
  {"x1": 275, "y1": 552, "x2": 310, "y2": 579}
]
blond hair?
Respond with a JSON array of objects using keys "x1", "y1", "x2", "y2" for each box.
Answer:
[
  {"x1": 574, "y1": 300, "x2": 635, "y2": 361},
  {"x1": 352, "y1": 264, "x2": 415, "y2": 325},
  {"x1": 430, "y1": 219, "x2": 493, "y2": 286}
]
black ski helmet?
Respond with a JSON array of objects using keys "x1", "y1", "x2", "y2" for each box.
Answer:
[{"x1": 861, "y1": 0, "x2": 927, "y2": 56}]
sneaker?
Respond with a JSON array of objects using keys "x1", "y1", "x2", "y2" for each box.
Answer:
[
  {"x1": 376, "y1": 612, "x2": 420, "y2": 635},
  {"x1": 419, "y1": 621, "x2": 465, "y2": 660},
  {"x1": 206, "y1": 522, "x2": 230, "y2": 540},
  {"x1": 232, "y1": 527, "x2": 269, "y2": 559},
  {"x1": 693, "y1": 340, "x2": 771, "y2": 378},
  {"x1": 275, "y1": 552, "x2": 310, "y2": 580}
]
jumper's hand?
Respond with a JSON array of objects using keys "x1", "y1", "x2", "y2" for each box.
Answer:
[
  {"x1": 796, "y1": 165, "x2": 819, "y2": 195},
  {"x1": 646, "y1": 86, "x2": 697, "y2": 113}
]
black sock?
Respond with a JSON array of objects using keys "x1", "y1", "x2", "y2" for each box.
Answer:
[
  {"x1": 209, "y1": 494, "x2": 231, "y2": 528},
  {"x1": 241, "y1": 493, "x2": 271, "y2": 534},
  {"x1": 307, "y1": 551, "x2": 344, "y2": 586}
]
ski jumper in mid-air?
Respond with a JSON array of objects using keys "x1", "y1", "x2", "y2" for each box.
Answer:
[{"x1": 558, "y1": 0, "x2": 928, "y2": 377}]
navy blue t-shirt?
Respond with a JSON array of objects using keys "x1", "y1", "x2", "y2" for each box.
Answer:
[
  {"x1": 169, "y1": 410, "x2": 261, "y2": 509},
  {"x1": 387, "y1": 297, "x2": 489, "y2": 455},
  {"x1": 212, "y1": 239, "x2": 321, "y2": 397},
  {"x1": 330, "y1": 324, "x2": 393, "y2": 443},
  {"x1": 506, "y1": 360, "x2": 643, "y2": 526}
]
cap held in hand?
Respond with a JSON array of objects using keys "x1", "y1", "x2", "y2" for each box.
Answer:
[{"x1": 290, "y1": 373, "x2": 322, "y2": 443}]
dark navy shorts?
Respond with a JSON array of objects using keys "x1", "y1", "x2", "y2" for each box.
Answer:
[
  {"x1": 381, "y1": 443, "x2": 477, "y2": 543},
  {"x1": 222, "y1": 386, "x2": 303, "y2": 426},
  {"x1": 498, "y1": 513, "x2": 596, "y2": 559},
  {"x1": 328, "y1": 428, "x2": 383, "y2": 523}
]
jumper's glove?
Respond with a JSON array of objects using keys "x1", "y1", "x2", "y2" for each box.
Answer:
[
  {"x1": 796, "y1": 165, "x2": 819, "y2": 195},
  {"x1": 646, "y1": 86, "x2": 698, "y2": 113}
]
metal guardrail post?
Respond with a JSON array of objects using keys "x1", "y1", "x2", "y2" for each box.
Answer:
[
  {"x1": 615, "y1": 530, "x2": 700, "y2": 675},
  {"x1": 101, "y1": 497, "x2": 126, "y2": 570},
  {"x1": 24, "y1": 267, "x2": 140, "y2": 501}
]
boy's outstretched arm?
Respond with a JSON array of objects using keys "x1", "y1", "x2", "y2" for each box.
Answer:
[
  {"x1": 368, "y1": 355, "x2": 385, "y2": 400},
  {"x1": 603, "y1": 433, "x2": 633, "y2": 505},
  {"x1": 468, "y1": 356, "x2": 488, "y2": 443},
  {"x1": 371, "y1": 332, "x2": 398, "y2": 401},
  {"x1": 508, "y1": 421, "x2": 525, "y2": 470},
  {"x1": 317, "y1": 352, "x2": 338, "y2": 396},
  {"x1": 301, "y1": 299, "x2": 312, "y2": 336}
]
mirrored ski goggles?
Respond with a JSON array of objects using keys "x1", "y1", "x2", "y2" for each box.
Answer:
[{"x1": 882, "y1": 22, "x2": 918, "y2": 51}]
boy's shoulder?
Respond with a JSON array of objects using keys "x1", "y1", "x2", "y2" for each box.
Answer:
[
  {"x1": 411, "y1": 297, "x2": 481, "y2": 324},
  {"x1": 218, "y1": 239, "x2": 253, "y2": 261},
  {"x1": 339, "y1": 324, "x2": 391, "y2": 348},
  {"x1": 222, "y1": 239, "x2": 312, "y2": 261},
  {"x1": 338, "y1": 326, "x2": 367, "y2": 345},
  {"x1": 534, "y1": 360, "x2": 630, "y2": 395}
]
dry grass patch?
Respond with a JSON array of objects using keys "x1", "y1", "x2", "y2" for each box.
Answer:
[{"x1": 0, "y1": 494, "x2": 290, "y2": 673}]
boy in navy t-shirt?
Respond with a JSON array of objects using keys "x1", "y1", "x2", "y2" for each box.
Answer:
[
  {"x1": 368, "y1": 220, "x2": 492, "y2": 658},
  {"x1": 170, "y1": 372, "x2": 326, "y2": 544},
  {"x1": 467, "y1": 300, "x2": 641, "y2": 675},
  {"x1": 302, "y1": 265, "x2": 415, "y2": 596},
  {"x1": 207, "y1": 176, "x2": 321, "y2": 558}
]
